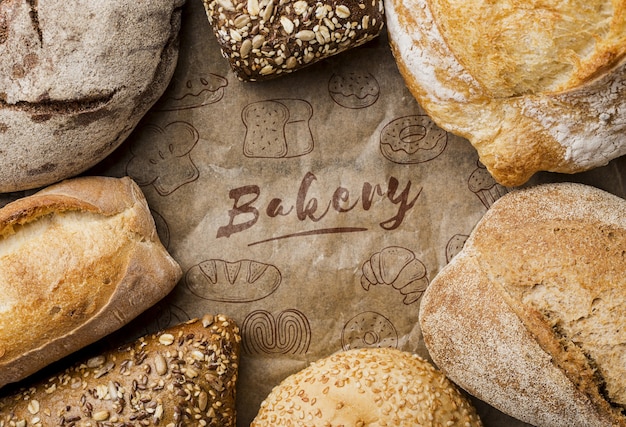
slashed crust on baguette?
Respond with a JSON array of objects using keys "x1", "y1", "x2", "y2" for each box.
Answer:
[{"x1": 0, "y1": 176, "x2": 182, "y2": 388}]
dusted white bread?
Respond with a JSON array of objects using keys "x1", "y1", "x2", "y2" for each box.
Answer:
[
  {"x1": 251, "y1": 347, "x2": 483, "y2": 426},
  {"x1": 419, "y1": 183, "x2": 626, "y2": 427},
  {"x1": 386, "y1": 0, "x2": 626, "y2": 186},
  {"x1": 0, "y1": 176, "x2": 182, "y2": 388}
]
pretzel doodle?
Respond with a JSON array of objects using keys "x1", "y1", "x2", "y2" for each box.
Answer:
[{"x1": 242, "y1": 309, "x2": 311, "y2": 355}]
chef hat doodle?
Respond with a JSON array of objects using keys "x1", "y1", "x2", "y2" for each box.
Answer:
[{"x1": 126, "y1": 121, "x2": 199, "y2": 196}]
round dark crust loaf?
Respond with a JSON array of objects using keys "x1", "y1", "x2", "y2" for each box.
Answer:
[
  {"x1": 251, "y1": 347, "x2": 483, "y2": 426},
  {"x1": 0, "y1": 0, "x2": 185, "y2": 192},
  {"x1": 0, "y1": 314, "x2": 241, "y2": 427}
]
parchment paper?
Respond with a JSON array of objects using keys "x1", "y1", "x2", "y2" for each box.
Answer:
[{"x1": 8, "y1": 0, "x2": 625, "y2": 425}]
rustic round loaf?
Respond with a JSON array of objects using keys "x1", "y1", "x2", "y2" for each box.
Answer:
[
  {"x1": 419, "y1": 183, "x2": 626, "y2": 427},
  {"x1": 386, "y1": 0, "x2": 626, "y2": 186},
  {"x1": 251, "y1": 347, "x2": 483, "y2": 426},
  {"x1": 0, "y1": 0, "x2": 184, "y2": 192}
]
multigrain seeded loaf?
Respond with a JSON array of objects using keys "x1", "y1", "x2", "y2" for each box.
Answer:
[
  {"x1": 386, "y1": 0, "x2": 626, "y2": 186},
  {"x1": 419, "y1": 183, "x2": 626, "y2": 427},
  {"x1": 0, "y1": 0, "x2": 184, "y2": 192},
  {"x1": 0, "y1": 314, "x2": 241, "y2": 427},
  {"x1": 251, "y1": 347, "x2": 483, "y2": 426},
  {"x1": 202, "y1": 0, "x2": 385, "y2": 81},
  {"x1": 0, "y1": 176, "x2": 182, "y2": 389}
]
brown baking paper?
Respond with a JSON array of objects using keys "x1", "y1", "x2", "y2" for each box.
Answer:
[{"x1": 5, "y1": 0, "x2": 624, "y2": 425}]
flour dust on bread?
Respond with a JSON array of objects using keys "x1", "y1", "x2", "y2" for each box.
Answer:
[
  {"x1": 0, "y1": 176, "x2": 182, "y2": 389},
  {"x1": 386, "y1": 0, "x2": 626, "y2": 186},
  {"x1": 0, "y1": 0, "x2": 184, "y2": 192},
  {"x1": 419, "y1": 183, "x2": 626, "y2": 427},
  {"x1": 0, "y1": 314, "x2": 241, "y2": 427}
]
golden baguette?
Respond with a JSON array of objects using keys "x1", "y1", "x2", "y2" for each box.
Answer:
[{"x1": 0, "y1": 176, "x2": 182, "y2": 389}]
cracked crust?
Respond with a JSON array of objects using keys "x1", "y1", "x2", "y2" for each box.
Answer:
[
  {"x1": 0, "y1": 0, "x2": 185, "y2": 192},
  {"x1": 419, "y1": 183, "x2": 626, "y2": 427},
  {"x1": 386, "y1": 0, "x2": 626, "y2": 186},
  {"x1": 0, "y1": 176, "x2": 182, "y2": 389}
]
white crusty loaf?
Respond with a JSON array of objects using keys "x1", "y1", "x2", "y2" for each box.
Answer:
[
  {"x1": 251, "y1": 347, "x2": 483, "y2": 426},
  {"x1": 419, "y1": 183, "x2": 626, "y2": 427},
  {"x1": 386, "y1": 0, "x2": 626, "y2": 186},
  {"x1": 0, "y1": 176, "x2": 182, "y2": 389},
  {"x1": 0, "y1": 0, "x2": 184, "y2": 192},
  {"x1": 0, "y1": 314, "x2": 241, "y2": 427}
]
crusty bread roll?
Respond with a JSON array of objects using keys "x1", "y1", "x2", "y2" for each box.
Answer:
[
  {"x1": 0, "y1": 0, "x2": 184, "y2": 192},
  {"x1": 202, "y1": 0, "x2": 385, "y2": 81},
  {"x1": 386, "y1": 0, "x2": 626, "y2": 186},
  {"x1": 419, "y1": 183, "x2": 626, "y2": 427},
  {"x1": 0, "y1": 176, "x2": 182, "y2": 389},
  {"x1": 0, "y1": 314, "x2": 241, "y2": 427},
  {"x1": 251, "y1": 347, "x2": 483, "y2": 426}
]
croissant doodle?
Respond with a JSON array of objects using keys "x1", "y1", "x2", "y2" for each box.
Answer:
[{"x1": 360, "y1": 246, "x2": 429, "y2": 305}]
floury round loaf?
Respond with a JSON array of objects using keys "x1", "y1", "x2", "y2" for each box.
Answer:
[
  {"x1": 419, "y1": 183, "x2": 626, "y2": 427},
  {"x1": 0, "y1": 0, "x2": 184, "y2": 192},
  {"x1": 0, "y1": 176, "x2": 182, "y2": 389},
  {"x1": 386, "y1": 0, "x2": 626, "y2": 186},
  {"x1": 251, "y1": 347, "x2": 483, "y2": 426}
]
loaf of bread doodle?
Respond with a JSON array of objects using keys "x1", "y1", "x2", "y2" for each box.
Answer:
[
  {"x1": 0, "y1": 314, "x2": 241, "y2": 427},
  {"x1": 0, "y1": 0, "x2": 184, "y2": 192},
  {"x1": 419, "y1": 183, "x2": 626, "y2": 427},
  {"x1": 202, "y1": 0, "x2": 385, "y2": 81},
  {"x1": 0, "y1": 176, "x2": 182, "y2": 389},
  {"x1": 386, "y1": 0, "x2": 626, "y2": 186},
  {"x1": 251, "y1": 347, "x2": 483, "y2": 426}
]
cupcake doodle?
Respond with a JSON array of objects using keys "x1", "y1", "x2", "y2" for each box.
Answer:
[{"x1": 468, "y1": 160, "x2": 509, "y2": 208}]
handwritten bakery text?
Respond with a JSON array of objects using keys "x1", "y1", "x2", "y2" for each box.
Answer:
[{"x1": 217, "y1": 171, "x2": 422, "y2": 239}]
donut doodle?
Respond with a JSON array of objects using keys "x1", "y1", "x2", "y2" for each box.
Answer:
[
  {"x1": 154, "y1": 73, "x2": 228, "y2": 111},
  {"x1": 446, "y1": 234, "x2": 469, "y2": 263},
  {"x1": 380, "y1": 115, "x2": 448, "y2": 164},
  {"x1": 341, "y1": 311, "x2": 398, "y2": 350},
  {"x1": 242, "y1": 309, "x2": 311, "y2": 355},
  {"x1": 328, "y1": 71, "x2": 380, "y2": 109},
  {"x1": 468, "y1": 160, "x2": 509, "y2": 208},
  {"x1": 361, "y1": 246, "x2": 429, "y2": 305},
  {"x1": 126, "y1": 121, "x2": 200, "y2": 196},
  {"x1": 242, "y1": 99, "x2": 314, "y2": 158},
  {"x1": 185, "y1": 259, "x2": 281, "y2": 303}
]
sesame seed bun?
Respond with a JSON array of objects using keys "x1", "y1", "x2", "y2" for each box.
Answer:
[{"x1": 251, "y1": 347, "x2": 483, "y2": 426}]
